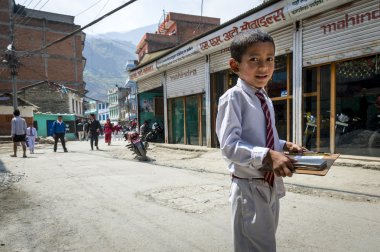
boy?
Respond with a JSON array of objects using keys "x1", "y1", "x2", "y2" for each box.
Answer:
[
  {"x1": 26, "y1": 122, "x2": 37, "y2": 154},
  {"x1": 216, "y1": 30, "x2": 303, "y2": 252},
  {"x1": 10, "y1": 109, "x2": 27, "y2": 158},
  {"x1": 51, "y1": 115, "x2": 68, "y2": 153}
]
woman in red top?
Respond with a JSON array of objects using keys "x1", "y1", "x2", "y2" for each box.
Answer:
[{"x1": 104, "y1": 119, "x2": 114, "y2": 145}]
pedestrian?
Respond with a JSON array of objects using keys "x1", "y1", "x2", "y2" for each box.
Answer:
[
  {"x1": 77, "y1": 119, "x2": 84, "y2": 141},
  {"x1": 87, "y1": 113, "x2": 101, "y2": 150},
  {"x1": 26, "y1": 122, "x2": 37, "y2": 154},
  {"x1": 215, "y1": 30, "x2": 304, "y2": 252},
  {"x1": 140, "y1": 120, "x2": 149, "y2": 140},
  {"x1": 104, "y1": 118, "x2": 114, "y2": 146},
  {"x1": 51, "y1": 115, "x2": 68, "y2": 153},
  {"x1": 83, "y1": 120, "x2": 89, "y2": 141},
  {"x1": 10, "y1": 109, "x2": 27, "y2": 158}
]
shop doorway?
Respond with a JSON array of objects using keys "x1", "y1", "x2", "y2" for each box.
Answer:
[
  {"x1": 302, "y1": 65, "x2": 331, "y2": 152},
  {"x1": 168, "y1": 94, "x2": 206, "y2": 146},
  {"x1": 210, "y1": 70, "x2": 238, "y2": 147}
]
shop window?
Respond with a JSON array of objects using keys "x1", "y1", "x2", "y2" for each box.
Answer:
[
  {"x1": 268, "y1": 53, "x2": 293, "y2": 142},
  {"x1": 186, "y1": 95, "x2": 199, "y2": 145},
  {"x1": 169, "y1": 98, "x2": 184, "y2": 144},
  {"x1": 335, "y1": 55, "x2": 380, "y2": 157},
  {"x1": 268, "y1": 54, "x2": 290, "y2": 97},
  {"x1": 302, "y1": 65, "x2": 331, "y2": 152}
]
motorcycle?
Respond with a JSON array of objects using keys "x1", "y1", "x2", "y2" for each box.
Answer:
[
  {"x1": 125, "y1": 131, "x2": 148, "y2": 160},
  {"x1": 145, "y1": 122, "x2": 164, "y2": 143}
]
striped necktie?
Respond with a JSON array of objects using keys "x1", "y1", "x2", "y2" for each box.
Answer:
[{"x1": 255, "y1": 91, "x2": 275, "y2": 186}]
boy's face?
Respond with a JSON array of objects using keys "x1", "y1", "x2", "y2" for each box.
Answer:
[{"x1": 229, "y1": 42, "x2": 275, "y2": 89}]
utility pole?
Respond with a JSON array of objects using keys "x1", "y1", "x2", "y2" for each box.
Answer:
[{"x1": 5, "y1": 0, "x2": 19, "y2": 110}]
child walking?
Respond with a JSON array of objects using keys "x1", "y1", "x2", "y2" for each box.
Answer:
[
  {"x1": 26, "y1": 122, "x2": 37, "y2": 154},
  {"x1": 216, "y1": 29, "x2": 303, "y2": 252}
]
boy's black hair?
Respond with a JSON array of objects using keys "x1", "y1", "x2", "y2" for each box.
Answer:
[
  {"x1": 13, "y1": 109, "x2": 20, "y2": 116},
  {"x1": 230, "y1": 29, "x2": 275, "y2": 62}
]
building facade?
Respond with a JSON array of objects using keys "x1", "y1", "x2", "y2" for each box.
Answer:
[
  {"x1": 97, "y1": 101, "x2": 109, "y2": 125},
  {"x1": 0, "y1": 0, "x2": 86, "y2": 94},
  {"x1": 107, "y1": 86, "x2": 127, "y2": 124},
  {"x1": 130, "y1": 0, "x2": 380, "y2": 158},
  {"x1": 17, "y1": 81, "x2": 84, "y2": 116}
]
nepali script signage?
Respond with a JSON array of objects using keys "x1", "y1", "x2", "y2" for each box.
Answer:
[
  {"x1": 156, "y1": 41, "x2": 200, "y2": 69},
  {"x1": 129, "y1": 62, "x2": 157, "y2": 81},
  {"x1": 198, "y1": 0, "x2": 354, "y2": 54}
]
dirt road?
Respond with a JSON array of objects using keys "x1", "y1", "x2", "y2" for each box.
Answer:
[{"x1": 0, "y1": 140, "x2": 379, "y2": 251}]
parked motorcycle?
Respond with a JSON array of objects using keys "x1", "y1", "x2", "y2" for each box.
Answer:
[
  {"x1": 125, "y1": 131, "x2": 148, "y2": 160},
  {"x1": 145, "y1": 122, "x2": 164, "y2": 142}
]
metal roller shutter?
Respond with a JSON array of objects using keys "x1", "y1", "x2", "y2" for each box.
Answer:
[
  {"x1": 137, "y1": 74, "x2": 162, "y2": 93},
  {"x1": 166, "y1": 57, "x2": 205, "y2": 98},
  {"x1": 209, "y1": 48, "x2": 230, "y2": 74},
  {"x1": 209, "y1": 25, "x2": 293, "y2": 73},
  {"x1": 271, "y1": 24, "x2": 293, "y2": 55},
  {"x1": 303, "y1": 0, "x2": 380, "y2": 66}
]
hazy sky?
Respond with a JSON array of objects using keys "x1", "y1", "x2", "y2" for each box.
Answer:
[{"x1": 15, "y1": 0, "x2": 262, "y2": 34}]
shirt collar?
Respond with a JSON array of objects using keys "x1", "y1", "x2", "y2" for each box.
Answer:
[{"x1": 236, "y1": 78, "x2": 269, "y2": 98}]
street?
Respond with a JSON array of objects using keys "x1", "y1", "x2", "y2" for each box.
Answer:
[{"x1": 0, "y1": 140, "x2": 379, "y2": 252}]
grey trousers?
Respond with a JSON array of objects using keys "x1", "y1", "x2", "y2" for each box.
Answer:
[{"x1": 230, "y1": 178, "x2": 279, "y2": 252}]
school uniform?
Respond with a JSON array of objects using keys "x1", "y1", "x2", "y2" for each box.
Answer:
[
  {"x1": 26, "y1": 127, "x2": 37, "y2": 153},
  {"x1": 216, "y1": 78, "x2": 286, "y2": 252}
]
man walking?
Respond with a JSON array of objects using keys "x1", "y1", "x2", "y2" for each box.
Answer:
[
  {"x1": 51, "y1": 115, "x2": 68, "y2": 152},
  {"x1": 10, "y1": 109, "x2": 27, "y2": 158},
  {"x1": 77, "y1": 119, "x2": 84, "y2": 141},
  {"x1": 87, "y1": 113, "x2": 101, "y2": 150}
]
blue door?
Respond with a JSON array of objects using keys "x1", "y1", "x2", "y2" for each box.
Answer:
[{"x1": 46, "y1": 120, "x2": 55, "y2": 136}]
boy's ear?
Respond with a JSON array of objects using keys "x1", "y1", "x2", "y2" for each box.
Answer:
[{"x1": 229, "y1": 58, "x2": 239, "y2": 73}]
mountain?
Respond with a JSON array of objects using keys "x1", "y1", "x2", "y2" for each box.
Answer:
[
  {"x1": 97, "y1": 24, "x2": 157, "y2": 45},
  {"x1": 83, "y1": 24, "x2": 157, "y2": 101}
]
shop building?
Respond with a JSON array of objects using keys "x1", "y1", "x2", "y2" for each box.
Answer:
[{"x1": 129, "y1": 0, "x2": 380, "y2": 157}]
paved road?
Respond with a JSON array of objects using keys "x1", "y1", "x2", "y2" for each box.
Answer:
[{"x1": 0, "y1": 141, "x2": 379, "y2": 251}]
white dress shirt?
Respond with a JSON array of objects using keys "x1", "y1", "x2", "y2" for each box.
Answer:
[
  {"x1": 216, "y1": 78, "x2": 286, "y2": 197},
  {"x1": 11, "y1": 116, "x2": 27, "y2": 136},
  {"x1": 27, "y1": 127, "x2": 37, "y2": 138}
]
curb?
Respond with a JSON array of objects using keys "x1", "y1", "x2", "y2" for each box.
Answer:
[{"x1": 154, "y1": 143, "x2": 380, "y2": 170}]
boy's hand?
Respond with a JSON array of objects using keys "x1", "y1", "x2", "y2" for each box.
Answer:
[
  {"x1": 284, "y1": 142, "x2": 307, "y2": 153},
  {"x1": 266, "y1": 150, "x2": 295, "y2": 177}
]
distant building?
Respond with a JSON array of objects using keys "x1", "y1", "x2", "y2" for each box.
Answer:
[
  {"x1": 0, "y1": 0, "x2": 86, "y2": 94},
  {"x1": 124, "y1": 60, "x2": 138, "y2": 122},
  {"x1": 107, "y1": 86, "x2": 127, "y2": 124},
  {"x1": 136, "y1": 12, "x2": 220, "y2": 63},
  {"x1": 97, "y1": 101, "x2": 109, "y2": 125},
  {"x1": 0, "y1": 93, "x2": 37, "y2": 135},
  {"x1": 17, "y1": 81, "x2": 84, "y2": 116}
]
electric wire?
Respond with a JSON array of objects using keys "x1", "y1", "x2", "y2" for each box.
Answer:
[
  {"x1": 14, "y1": 0, "x2": 51, "y2": 27},
  {"x1": 18, "y1": 0, "x2": 138, "y2": 56},
  {"x1": 13, "y1": 0, "x2": 36, "y2": 24},
  {"x1": 75, "y1": 0, "x2": 104, "y2": 17}
]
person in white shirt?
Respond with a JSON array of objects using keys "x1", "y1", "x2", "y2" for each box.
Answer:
[
  {"x1": 216, "y1": 30, "x2": 304, "y2": 252},
  {"x1": 10, "y1": 109, "x2": 27, "y2": 158},
  {"x1": 26, "y1": 123, "x2": 37, "y2": 154}
]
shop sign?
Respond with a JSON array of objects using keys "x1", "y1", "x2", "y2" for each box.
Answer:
[
  {"x1": 129, "y1": 62, "x2": 157, "y2": 81},
  {"x1": 168, "y1": 69, "x2": 197, "y2": 82},
  {"x1": 321, "y1": 3, "x2": 380, "y2": 35},
  {"x1": 156, "y1": 42, "x2": 200, "y2": 69},
  {"x1": 197, "y1": 0, "x2": 354, "y2": 54}
]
